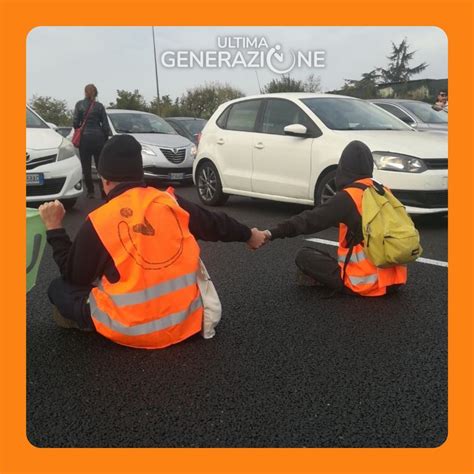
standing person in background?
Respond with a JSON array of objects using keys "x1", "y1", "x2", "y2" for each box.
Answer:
[
  {"x1": 73, "y1": 84, "x2": 111, "y2": 199},
  {"x1": 433, "y1": 89, "x2": 448, "y2": 112}
]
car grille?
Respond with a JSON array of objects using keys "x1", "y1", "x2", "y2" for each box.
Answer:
[
  {"x1": 160, "y1": 147, "x2": 186, "y2": 164},
  {"x1": 392, "y1": 189, "x2": 448, "y2": 209},
  {"x1": 26, "y1": 154, "x2": 57, "y2": 170},
  {"x1": 26, "y1": 178, "x2": 66, "y2": 197},
  {"x1": 144, "y1": 167, "x2": 192, "y2": 178},
  {"x1": 422, "y1": 159, "x2": 448, "y2": 170}
]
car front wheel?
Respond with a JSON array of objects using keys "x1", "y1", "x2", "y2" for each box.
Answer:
[
  {"x1": 196, "y1": 162, "x2": 229, "y2": 206},
  {"x1": 315, "y1": 169, "x2": 337, "y2": 205}
]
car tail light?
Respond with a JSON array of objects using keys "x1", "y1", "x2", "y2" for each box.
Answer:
[{"x1": 195, "y1": 133, "x2": 202, "y2": 146}]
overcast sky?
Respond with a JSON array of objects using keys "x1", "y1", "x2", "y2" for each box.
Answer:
[{"x1": 27, "y1": 26, "x2": 447, "y2": 109}]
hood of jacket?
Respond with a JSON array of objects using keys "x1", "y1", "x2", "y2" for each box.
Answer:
[{"x1": 335, "y1": 140, "x2": 374, "y2": 191}]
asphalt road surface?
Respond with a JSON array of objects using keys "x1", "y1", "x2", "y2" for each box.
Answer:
[{"x1": 27, "y1": 183, "x2": 448, "y2": 448}]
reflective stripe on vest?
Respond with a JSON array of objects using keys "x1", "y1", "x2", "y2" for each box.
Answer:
[
  {"x1": 97, "y1": 271, "x2": 197, "y2": 307},
  {"x1": 90, "y1": 293, "x2": 202, "y2": 337},
  {"x1": 348, "y1": 274, "x2": 378, "y2": 286},
  {"x1": 337, "y1": 249, "x2": 367, "y2": 264}
]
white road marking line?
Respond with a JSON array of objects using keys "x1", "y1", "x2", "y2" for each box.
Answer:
[{"x1": 305, "y1": 238, "x2": 448, "y2": 268}]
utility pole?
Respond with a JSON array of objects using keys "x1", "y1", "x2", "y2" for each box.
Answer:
[
  {"x1": 151, "y1": 26, "x2": 160, "y2": 114},
  {"x1": 255, "y1": 70, "x2": 262, "y2": 93}
]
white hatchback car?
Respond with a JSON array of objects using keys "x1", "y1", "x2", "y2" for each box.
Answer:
[
  {"x1": 194, "y1": 93, "x2": 448, "y2": 214},
  {"x1": 27, "y1": 106, "x2": 82, "y2": 209}
]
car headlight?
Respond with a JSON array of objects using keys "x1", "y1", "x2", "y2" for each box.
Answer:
[
  {"x1": 190, "y1": 145, "x2": 197, "y2": 159},
  {"x1": 142, "y1": 145, "x2": 156, "y2": 156},
  {"x1": 57, "y1": 138, "x2": 76, "y2": 161},
  {"x1": 372, "y1": 152, "x2": 427, "y2": 173}
]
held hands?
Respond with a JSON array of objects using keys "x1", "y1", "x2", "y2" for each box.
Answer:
[
  {"x1": 247, "y1": 228, "x2": 272, "y2": 250},
  {"x1": 38, "y1": 200, "x2": 66, "y2": 230}
]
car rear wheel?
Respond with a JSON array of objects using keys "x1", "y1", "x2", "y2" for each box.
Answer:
[
  {"x1": 315, "y1": 169, "x2": 337, "y2": 205},
  {"x1": 196, "y1": 162, "x2": 229, "y2": 206}
]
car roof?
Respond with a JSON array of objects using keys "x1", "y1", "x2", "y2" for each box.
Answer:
[
  {"x1": 166, "y1": 117, "x2": 207, "y2": 121},
  {"x1": 107, "y1": 109, "x2": 158, "y2": 115},
  {"x1": 370, "y1": 99, "x2": 428, "y2": 104},
  {"x1": 225, "y1": 92, "x2": 358, "y2": 104}
]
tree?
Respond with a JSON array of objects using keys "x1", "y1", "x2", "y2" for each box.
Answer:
[
  {"x1": 179, "y1": 83, "x2": 244, "y2": 119},
  {"x1": 303, "y1": 74, "x2": 322, "y2": 93},
  {"x1": 379, "y1": 38, "x2": 428, "y2": 83},
  {"x1": 342, "y1": 69, "x2": 381, "y2": 99},
  {"x1": 149, "y1": 95, "x2": 182, "y2": 117},
  {"x1": 262, "y1": 74, "x2": 321, "y2": 93},
  {"x1": 29, "y1": 95, "x2": 72, "y2": 126},
  {"x1": 263, "y1": 75, "x2": 305, "y2": 93},
  {"x1": 109, "y1": 89, "x2": 148, "y2": 111}
]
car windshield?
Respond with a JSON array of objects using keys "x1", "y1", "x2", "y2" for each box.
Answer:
[
  {"x1": 27, "y1": 107, "x2": 49, "y2": 129},
  {"x1": 402, "y1": 102, "x2": 448, "y2": 124},
  {"x1": 109, "y1": 112, "x2": 177, "y2": 134},
  {"x1": 178, "y1": 119, "x2": 207, "y2": 135},
  {"x1": 301, "y1": 97, "x2": 409, "y2": 131}
]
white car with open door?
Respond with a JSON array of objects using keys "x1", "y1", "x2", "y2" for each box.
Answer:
[
  {"x1": 194, "y1": 93, "x2": 448, "y2": 214},
  {"x1": 27, "y1": 105, "x2": 82, "y2": 209}
]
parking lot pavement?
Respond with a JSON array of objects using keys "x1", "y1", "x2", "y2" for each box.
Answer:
[{"x1": 27, "y1": 184, "x2": 447, "y2": 447}]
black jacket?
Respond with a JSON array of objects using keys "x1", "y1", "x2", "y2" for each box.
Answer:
[
  {"x1": 269, "y1": 141, "x2": 374, "y2": 243},
  {"x1": 73, "y1": 98, "x2": 111, "y2": 138},
  {"x1": 47, "y1": 183, "x2": 251, "y2": 286}
]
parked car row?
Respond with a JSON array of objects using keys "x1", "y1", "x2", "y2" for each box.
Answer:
[
  {"x1": 27, "y1": 94, "x2": 448, "y2": 214},
  {"x1": 26, "y1": 108, "x2": 208, "y2": 208}
]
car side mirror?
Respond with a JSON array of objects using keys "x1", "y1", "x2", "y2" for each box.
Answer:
[
  {"x1": 47, "y1": 122, "x2": 58, "y2": 129},
  {"x1": 284, "y1": 123, "x2": 308, "y2": 137}
]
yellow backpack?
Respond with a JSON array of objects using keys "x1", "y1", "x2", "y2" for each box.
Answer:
[{"x1": 347, "y1": 181, "x2": 423, "y2": 267}]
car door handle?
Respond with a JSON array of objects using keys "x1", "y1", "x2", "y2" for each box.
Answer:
[
  {"x1": 254, "y1": 142, "x2": 264, "y2": 149},
  {"x1": 217, "y1": 138, "x2": 225, "y2": 145}
]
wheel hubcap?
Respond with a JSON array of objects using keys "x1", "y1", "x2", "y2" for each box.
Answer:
[
  {"x1": 198, "y1": 167, "x2": 217, "y2": 201},
  {"x1": 321, "y1": 177, "x2": 337, "y2": 203}
]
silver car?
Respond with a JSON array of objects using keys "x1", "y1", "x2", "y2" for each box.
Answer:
[
  {"x1": 370, "y1": 99, "x2": 448, "y2": 132},
  {"x1": 107, "y1": 109, "x2": 197, "y2": 181}
]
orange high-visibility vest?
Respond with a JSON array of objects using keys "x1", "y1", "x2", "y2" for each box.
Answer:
[
  {"x1": 338, "y1": 178, "x2": 407, "y2": 296},
  {"x1": 88, "y1": 186, "x2": 203, "y2": 349}
]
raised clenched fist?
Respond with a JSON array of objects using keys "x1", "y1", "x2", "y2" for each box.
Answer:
[{"x1": 38, "y1": 200, "x2": 66, "y2": 230}]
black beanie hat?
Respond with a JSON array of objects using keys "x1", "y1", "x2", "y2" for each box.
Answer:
[{"x1": 98, "y1": 134, "x2": 144, "y2": 182}]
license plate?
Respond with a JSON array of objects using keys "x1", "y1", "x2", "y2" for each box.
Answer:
[
  {"x1": 27, "y1": 173, "x2": 44, "y2": 186},
  {"x1": 169, "y1": 173, "x2": 184, "y2": 180}
]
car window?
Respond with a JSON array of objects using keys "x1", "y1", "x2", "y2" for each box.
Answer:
[
  {"x1": 261, "y1": 99, "x2": 313, "y2": 135},
  {"x1": 216, "y1": 107, "x2": 230, "y2": 128},
  {"x1": 375, "y1": 103, "x2": 414, "y2": 124},
  {"x1": 27, "y1": 108, "x2": 48, "y2": 129},
  {"x1": 403, "y1": 102, "x2": 448, "y2": 124},
  {"x1": 179, "y1": 119, "x2": 207, "y2": 135},
  {"x1": 301, "y1": 97, "x2": 409, "y2": 131},
  {"x1": 109, "y1": 112, "x2": 177, "y2": 134},
  {"x1": 225, "y1": 100, "x2": 261, "y2": 132}
]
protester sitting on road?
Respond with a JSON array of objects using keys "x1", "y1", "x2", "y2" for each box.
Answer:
[
  {"x1": 433, "y1": 89, "x2": 448, "y2": 112},
  {"x1": 39, "y1": 134, "x2": 267, "y2": 349},
  {"x1": 259, "y1": 141, "x2": 408, "y2": 297},
  {"x1": 73, "y1": 83, "x2": 111, "y2": 199}
]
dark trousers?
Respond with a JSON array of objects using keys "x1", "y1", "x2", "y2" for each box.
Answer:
[
  {"x1": 79, "y1": 134, "x2": 105, "y2": 194},
  {"x1": 295, "y1": 247, "x2": 402, "y2": 295},
  {"x1": 295, "y1": 247, "x2": 345, "y2": 291},
  {"x1": 47, "y1": 277, "x2": 95, "y2": 330}
]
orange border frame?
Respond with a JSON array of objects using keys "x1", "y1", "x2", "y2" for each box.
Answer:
[{"x1": 1, "y1": 1, "x2": 473, "y2": 472}]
